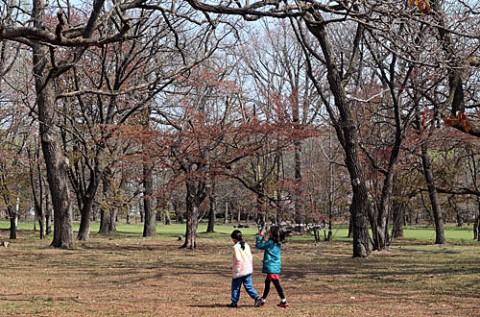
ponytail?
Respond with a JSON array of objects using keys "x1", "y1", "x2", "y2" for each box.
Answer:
[{"x1": 230, "y1": 230, "x2": 245, "y2": 250}]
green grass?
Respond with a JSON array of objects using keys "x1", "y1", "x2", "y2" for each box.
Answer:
[{"x1": 0, "y1": 220, "x2": 476, "y2": 243}]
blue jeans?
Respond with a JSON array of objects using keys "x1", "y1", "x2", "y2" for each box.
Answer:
[{"x1": 231, "y1": 274, "x2": 259, "y2": 304}]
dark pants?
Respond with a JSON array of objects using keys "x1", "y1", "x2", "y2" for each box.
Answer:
[{"x1": 262, "y1": 274, "x2": 285, "y2": 299}]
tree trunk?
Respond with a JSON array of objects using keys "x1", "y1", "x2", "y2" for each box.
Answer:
[
  {"x1": 74, "y1": 149, "x2": 103, "y2": 241},
  {"x1": 77, "y1": 196, "x2": 94, "y2": 241},
  {"x1": 99, "y1": 168, "x2": 115, "y2": 234},
  {"x1": 164, "y1": 209, "x2": 171, "y2": 225},
  {"x1": 326, "y1": 132, "x2": 334, "y2": 242},
  {"x1": 420, "y1": 143, "x2": 445, "y2": 244},
  {"x1": 99, "y1": 209, "x2": 111, "y2": 234},
  {"x1": 28, "y1": 145, "x2": 46, "y2": 239},
  {"x1": 294, "y1": 140, "x2": 305, "y2": 234},
  {"x1": 109, "y1": 209, "x2": 117, "y2": 232},
  {"x1": 31, "y1": 0, "x2": 74, "y2": 249},
  {"x1": 224, "y1": 202, "x2": 229, "y2": 224},
  {"x1": 76, "y1": 162, "x2": 101, "y2": 241},
  {"x1": 139, "y1": 200, "x2": 144, "y2": 223},
  {"x1": 475, "y1": 199, "x2": 480, "y2": 241},
  {"x1": 456, "y1": 210, "x2": 463, "y2": 227},
  {"x1": 45, "y1": 195, "x2": 52, "y2": 236},
  {"x1": 391, "y1": 200, "x2": 405, "y2": 238},
  {"x1": 1, "y1": 174, "x2": 17, "y2": 240},
  {"x1": 182, "y1": 182, "x2": 200, "y2": 249},
  {"x1": 35, "y1": 70, "x2": 74, "y2": 248},
  {"x1": 8, "y1": 207, "x2": 17, "y2": 240},
  {"x1": 143, "y1": 161, "x2": 156, "y2": 237},
  {"x1": 347, "y1": 212, "x2": 353, "y2": 238},
  {"x1": 206, "y1": 183, "x2": 216, "y2": 233},
  {"x1": 372, "y1": 173, "x2": 394, "y2": 250},
  {"x1": 304, "y1": 14, "x2": 371, "y2": 257}
]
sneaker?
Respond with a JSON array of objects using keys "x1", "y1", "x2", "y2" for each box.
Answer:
[
  {"x1": 254, "y1": 297, "x2": 263, "y2": 307},
  {"x1": 227, "y1": 302, "x2": 237, "y2": 308},
  {"x1": 260, "y1": 298, "x2": 266, "y2": 307},
  {"x1": 277, "y1": 300, "x2": 289, "y2": 308}
]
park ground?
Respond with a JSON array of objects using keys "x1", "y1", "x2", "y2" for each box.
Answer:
[{"x1": 0, "y1": 223, "x2": 479, "y2": 317}]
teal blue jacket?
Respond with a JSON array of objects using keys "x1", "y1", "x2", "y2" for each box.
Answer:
[{"x1": 256, "y1": 235, "x2": 282, "y2": 274}]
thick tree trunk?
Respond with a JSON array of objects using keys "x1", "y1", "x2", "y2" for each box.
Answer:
[
  {"x1": 99, "y1": 209, "x2": 111, "y2": 234},
  {"x1": 34, "y1": 67, "x2": 74, "y2": 248},
  {"x1": 350, "y1": 180, "x2": 372, "y2": 257},
  {"x1": 391, "y1": 200, "x2": 405, "y2": 238},
  {"x1": 31, "y1": 0, "x2": 74, "y2": 249},
  {"x1": 99, "y1": 168, "x2": 115, "y2": 234},
  {"x1": 182, "y1": 182, "x2": 200, "y2": 249},
  {"x1": 77, "y1": 196, "x2": 94, "y2": 241},
  {"x1": 421, "y1": 144, "x2": 445, "y2": 244},
  {"x1": 8, "y1": 207, "x2": 17, "y2": 240},
  {"x1": 304, "y1": 14, "x2": 371, "y2": 257},
  {"x1": 372, "y1": 173, "x2": 395, "y2": 250},
  {"x1": 455, "y1": 211, "x2": 463, "y2": 227}
]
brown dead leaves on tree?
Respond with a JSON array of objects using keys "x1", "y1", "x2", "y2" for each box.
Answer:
[
  {"x1": 443, "y1": 111, "x2": 472, "y2": 133},
  {"x1": 408, "y1": 0, "x2": 431, "y2": 14}
]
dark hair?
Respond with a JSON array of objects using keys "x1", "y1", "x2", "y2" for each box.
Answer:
[
  {"x1": 231, "y1": 230, "x2": 245, "y2": 250},
  {"x1": 269, "y1": 226, "x2": 286, "y2": 244}
]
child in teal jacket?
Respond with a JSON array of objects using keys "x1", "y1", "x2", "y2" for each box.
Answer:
[{"x1": 256, "y1": 225, "x2": 288, "y2": 308}]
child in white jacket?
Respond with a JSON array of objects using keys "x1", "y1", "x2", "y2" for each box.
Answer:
[{"x1": 228, "y1": 230, "x2": 261, "y2": 308}]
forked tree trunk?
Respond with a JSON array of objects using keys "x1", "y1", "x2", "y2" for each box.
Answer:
[{"x1": 75, "y1": 150, "x2": 103, "y2": 241}]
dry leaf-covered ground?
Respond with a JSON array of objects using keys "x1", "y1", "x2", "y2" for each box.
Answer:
[{"x1": 0, "y1": 229, "x2": 479, "y2": 317}]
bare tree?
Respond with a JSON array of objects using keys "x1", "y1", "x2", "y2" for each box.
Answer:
[
  {"x1": 238, "y1": 21, "x2": 322, "y2": 232},
  {"x1": 1, "y1": 0, "x2": 149, "y2": 248}
]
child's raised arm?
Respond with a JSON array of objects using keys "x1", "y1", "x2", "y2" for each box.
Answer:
[{"x1": 256, "y1": 234, "x2": 273, "y2": 249}]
